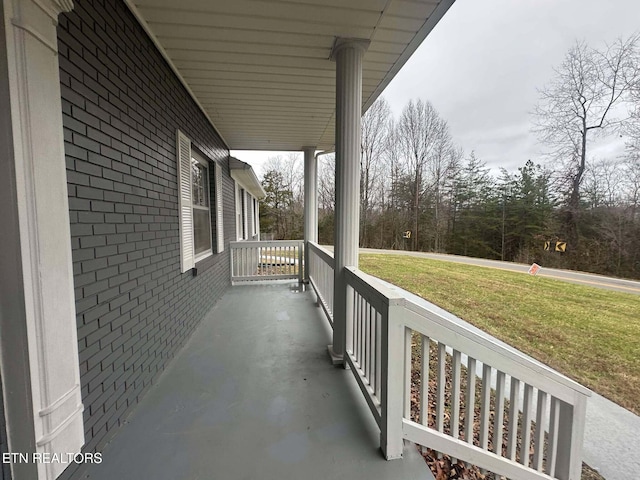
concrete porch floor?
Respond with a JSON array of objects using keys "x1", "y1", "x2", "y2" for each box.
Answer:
[{"x1": 81, "y1": 282, "x2": 432, "y2": 480}]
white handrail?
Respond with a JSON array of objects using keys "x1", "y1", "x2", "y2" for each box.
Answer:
[
  {"x1": 307, "y1": 242, "x2": 335, "y2": 324},
  {"x1": 342, "y1": 265, "x2": 590, "y2": 480},
  {"x1": 230, "y1": 240, "x2": 303, "y2": 283},
  {"x1": 269, "y1": 243, "x2": 590, "y2": 479}
]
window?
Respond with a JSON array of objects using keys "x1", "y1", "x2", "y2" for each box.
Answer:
[
  {"x1": 252, "y1": 197, "x2": 258, "y2": 237},
  {"x1": 177, "y1": 130, "x2": 224, "y2": 273},
  {"x1": 214, "y1": 162, "x2": 225, "y2": 253},
  {"x1": 241, "y1": 188, "x2": 247, "y2": 240},
  {"x1": 191, "y1": 153, "x2": 212, "y2": 260},
  {"x1": 235, "y1": 182, "x2": 249, "y2": 240}
]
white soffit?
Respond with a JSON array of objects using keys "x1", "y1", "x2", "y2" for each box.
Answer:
[{"x1": 129, "y1": 0, "x2": 454, "y2": 151}]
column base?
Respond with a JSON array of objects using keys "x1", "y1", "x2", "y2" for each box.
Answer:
[{"x1": 327, "y1": 345, "x2": 344, "y2": 366}]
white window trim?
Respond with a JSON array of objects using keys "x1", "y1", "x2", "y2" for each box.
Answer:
[
  {"x1": 250, "y1": 196, "x2": 256, "y2": 238},
  {"x1": 177, "y1": 131, "x2": 223, "y2": 272},
  {"x1": 191, "y1": 151, "x2": 213, "y2": 263},
  {"x1": 177, "y1": 130, "x2": 195, "y2": 272},
  {"x1": 235, "y1": 181, "x2": 243, "y2": 241},
  {"x1": 253, "y1": 198, "x2": 260, "y2": 240},
  {"x1": 214, "y1": 162, "x2": 225, "y2": 253},
  {"x1": 242, "y1": 188, "x2": 248, "y2": 240}
]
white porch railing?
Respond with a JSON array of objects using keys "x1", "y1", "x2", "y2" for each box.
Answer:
[
  {"x1": 230, "y1": 240, "x2": 303, "y2": 283},
  {"x1": 307, "y1": 242, "x2": 334, "y2": 325},
  {"x1": 305, "y1": 242, "x2": 590, "y2": 480}
]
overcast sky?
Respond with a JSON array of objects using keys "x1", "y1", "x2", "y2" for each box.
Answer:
[{"x1": 233, "y1": 0, "x2": 640, "y2": 177}]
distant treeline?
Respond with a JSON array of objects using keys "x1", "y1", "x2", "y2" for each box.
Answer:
[{"x1": 259, "y1": 35, "x2": 640, "y2": 280}]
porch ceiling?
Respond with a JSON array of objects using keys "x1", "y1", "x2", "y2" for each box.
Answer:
[{"x1": 127, "y1": 0, "x2": 454, "y2": 151}]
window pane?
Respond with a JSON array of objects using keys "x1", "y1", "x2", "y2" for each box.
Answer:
[
  {"x1": 193, "y1": 208, "x2": 211, "y2": 255},
  {"x1": 191, "y1": 160, "x2": 209, "y2": 207}
]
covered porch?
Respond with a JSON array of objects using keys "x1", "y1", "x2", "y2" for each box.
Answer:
[
  {"x1": 0, "y1": 0, "x2": 592, "y2": 479},
  {"x1": 79, "y1": 282, "x2": 432, "y2": 480}
]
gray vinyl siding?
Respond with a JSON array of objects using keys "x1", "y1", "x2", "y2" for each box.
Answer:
[{"x1": 57, "y1": 0, "x2": 235, "y2": 477}]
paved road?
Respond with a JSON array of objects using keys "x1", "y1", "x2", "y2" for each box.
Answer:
[{"x1": 357, "y1": 247, "x2": 640, "y2": 295}]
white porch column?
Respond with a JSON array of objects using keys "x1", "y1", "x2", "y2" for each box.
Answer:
[
  {"x1": 1, "y1": 1, "x2": 84, "y2": 479},
  {"x1": 328, "y1": 38, "x2": 369, "y2": 365},
  {"x1": 303, "y1": 146, "x2": 317, "y2": 282}
]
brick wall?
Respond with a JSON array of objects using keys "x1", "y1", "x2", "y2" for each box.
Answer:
[{"x1": 57, "y1": 1, "x2": 236, "y2": 477}]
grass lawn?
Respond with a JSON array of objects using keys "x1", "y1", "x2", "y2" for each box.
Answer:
[{"x1": 359, "y1": 253, "x2": 640, "y2": 415}]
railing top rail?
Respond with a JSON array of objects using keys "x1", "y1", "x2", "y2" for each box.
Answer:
[
  {"x1": 308, "y1": 242, "x2": 335, "y2": 267},
  {"x1": 345, "y1": 266, "x2": 405, "y2": 309},
  {"x1": 230, "y1": 240, "x2": 302, "y2": 248},
  {"x1": 402, "y1": 299, "x2": 591, "y2": 398}
]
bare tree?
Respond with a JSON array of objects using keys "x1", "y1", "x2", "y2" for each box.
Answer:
[
  {"x1": 583, "y1": 158, "x2": 625, "y2": 208},
  {"x1": 261, "y1": 154, "x2": 304, "y2": 239},
  {"x1": 533, "y1": 34, "x2": 640, "y2": 247},
  {"x1": 317, "y1": 153, "x2": 336, "y2": 244},
  {"x1": 426, "y1": 135, "x2": 461, "y2": 252},
  {"x1": 381, "y1": 118, "x2": 409, "y2": 248},
  {"x1": 398, "y1": 99, "x2": 449, "y2": 250},
  {"x1": 360, "y1": 97, "x2": 391, "y2": 246},
  {"x1": 318, "y1": 153, "x2": 335, "y2": 212},
  {"x1": 621, "y1": 154, "x2": 640, "y2": 219}
]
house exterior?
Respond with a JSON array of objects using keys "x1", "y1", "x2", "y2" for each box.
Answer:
[
  {"x1": 0, "y1": 1, "x2": 589, "y2": 480},
  {"x1": 230, "y1": 157, "x2": 265, "y2": 242}
]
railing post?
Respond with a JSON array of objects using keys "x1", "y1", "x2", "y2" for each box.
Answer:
[
  {"x1": 380, "y1": 298, "x2": 405, "y2": 460},
  {"x1": 230, "y1": 242, "x2": 235, "y2": 282},
  {"x1": 298, "y1": 241, "x2": 304, "y2": 284},
  {"x1": 303, "y1": 146, "x2": 317, "y2": 283},
  {"x1": 555, "y1": 395, "x2": 587, "y2": 480}
]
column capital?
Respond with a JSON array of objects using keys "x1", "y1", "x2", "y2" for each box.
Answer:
[
  {"x1": 38, "y1": 0, "x2": 74, "y2": 18},
  {"x1": 302, "y1": 145, "x2": 317, "y2": 153},
  {"x1": 9, "y1": 0, "x2": 74, "y2": 54},
  {"x1": 329, "y1": 37, "x2": 370, "y2": 62}
]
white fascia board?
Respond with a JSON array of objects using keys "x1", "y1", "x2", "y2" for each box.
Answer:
[{"x1": 229, "y1": 158, "x2": 266, "y2": 199}]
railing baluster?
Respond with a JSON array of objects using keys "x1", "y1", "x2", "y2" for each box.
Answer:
[
  {"x1": 369, "y1": 303, "x2": 375, "y2": 385},
  {"x1": 451, "y1": 349, "x2": 461, "y2": 440},
  {"x1": 375, "y1": 310, "x2": 382, "y2": 400},
  {"x1": 546, "y1": 396, "x2": 559, "y2": 477},
  {"x1": 493, "y1": 370, "x2": 506, "y2": 455},
  {"x1": 436, "y1": 342, "x2": 446, "y2": 433},
  {"x1": 363, "y1": 300, "x2": 370, "y2": 381},
  {"x1": 359, "y1": 294, "x2": 364, "y2": 366},
  {"x1": 404, "y1": 327, "x2": 412, "y2": 419},
  {"x1": 533, "y1": 390, "x2": 548, "y2": 471},
  {"x1": 370, "y1": 305, "x2": 376, "y2": 389},
  {"x1": 349, "y1": 288, "x2": 356, "y2": 353},
  {"x1": 465, "y1": 356, "x2": 476, "y2": 445},
  {"x1": 521, "y1": 383, "x2": 534, "y2": 467},
  {"x1": 243, "y1": 246, "x2": 247, "y2": 276},
  {"x1": 355, "y1": 292, "x2": 361, "y2": 362},
  {"x1": 480, "y1": 363, "x2": 492, "y2": 450},
  {"x1": 507, "y1": 377, "x2": 520, "y2": 460},
  {"x1": 420, "y1": 335, "x2": 430, "y2": 427},
  {"x1": 363, "y1": 297, "x2": 368, "y2": 371}
]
